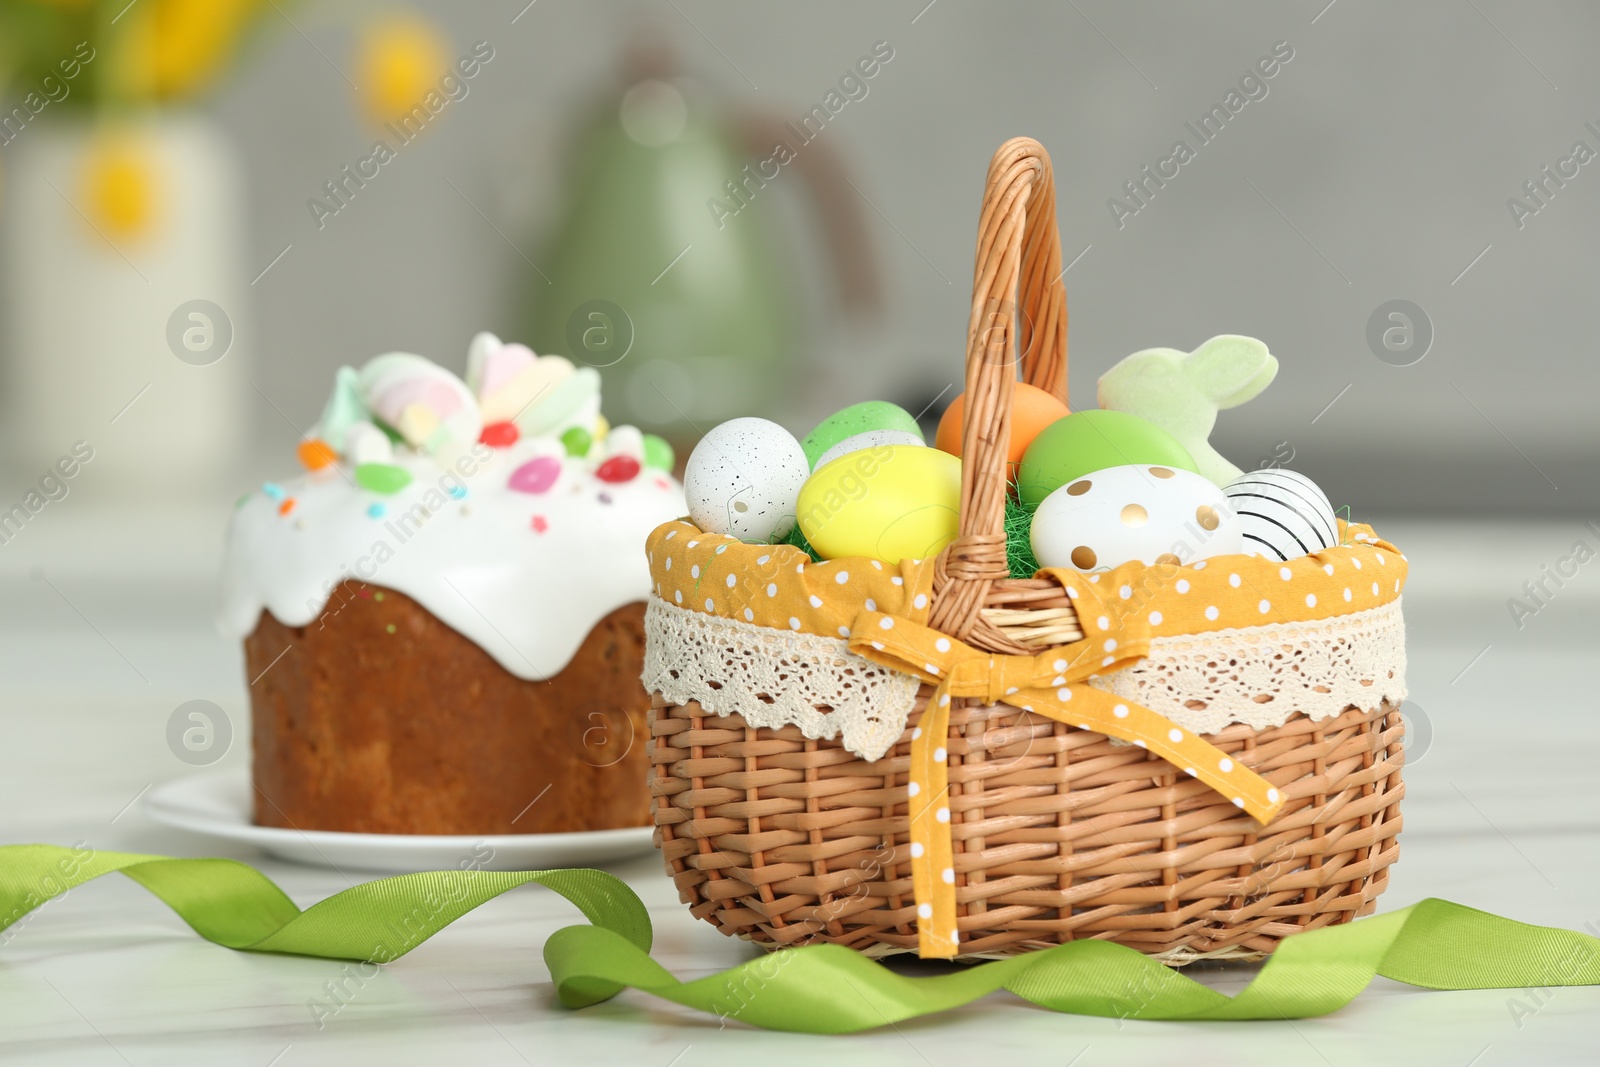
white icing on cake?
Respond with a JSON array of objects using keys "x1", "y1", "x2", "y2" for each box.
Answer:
[{"x1": 217, "y1": 335, "x2": 685, "y2": 681}]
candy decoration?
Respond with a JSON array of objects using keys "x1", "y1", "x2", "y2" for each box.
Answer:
[
  {"x1": 801, "y1": 401, "x2": 923, "y2": 469},
  {"x1": 448, "y1": 484, "x2": 468, "y2": 500},
  {"x1": 508, "y1": 456, "x2": 561, "y2": 495},
  {"x1": 278, "y1": 498, "x2": 296, "y2": 516},
  {"x1": 797, "y1": 445, "x2": 962, "y2": 564},
  {"x1": 261, "y1": 481, "x2": 286, "y2": 501},
  {"x1": 1225, "y1": 468, "x2": 1339, "y2": 561},
  {"x1": 1029, "y1": 464, "x2": 1244, "y2": 573},
  {"x1": 296, "y1": 439, "x2": 338, "y2": 472},
  {"x1": 814, "y1": 429, "x2": 924, "y2": 470},
  {"x1": 1016, "y1": 410, "x2": 1197, "y2": 508},
  {"x1": 642, "y1": 434, "x2": 674, "y2": 471},
  {"x1": 367, "y1": 503, "x2": 386, "y2": 519},
  {"x1": 685, "y1": 418, "x2": 809, "y2": 543},
  {"x1": 597, "y1": 455, "x2": 641, "y2": 483},
  {"x1": 354, "y1": 463, "x2": 413, "y2": 495},
  {"x1": 478, "y1": 421, "x2": 520, "y2": 448},
  {"x1": 531, "y1": 515, "x2": 549, "y2": 533},
  {"x1": 934, "y1": 382, "x2": 1069, "y2": 467},
  {"x1": 561, "y1": 426, "x2": 592, "y2": 457},
  {"x1": 1098, "y1": 335, "x2": 1278, "y2": 487}
]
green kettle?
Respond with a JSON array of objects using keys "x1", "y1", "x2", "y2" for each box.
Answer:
[{"x1": 528, "y1": 37, "x2": 878, "y2": 439}]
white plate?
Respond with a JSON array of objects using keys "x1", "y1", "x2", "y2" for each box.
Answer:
[{"x1": 144, "y1": 768, "x2": 657, "y2": 873}]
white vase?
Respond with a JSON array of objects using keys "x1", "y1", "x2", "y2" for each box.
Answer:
[{"x1": 1, "y1": 113, "x2": 250, "y2": 495}]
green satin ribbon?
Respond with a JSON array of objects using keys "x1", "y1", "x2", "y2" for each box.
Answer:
[{"x1": 5, "y1": 844, "x2": 1599, "y2": 1033}]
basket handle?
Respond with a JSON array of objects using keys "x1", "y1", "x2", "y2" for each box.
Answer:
[{"x1": 929, "y1": 137, "x2": 1068, "y2": 643}]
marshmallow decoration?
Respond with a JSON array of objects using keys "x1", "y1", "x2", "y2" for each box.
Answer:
[
  {"x1": 466, "y1": 331, "x2": 601, "y2": 441},
  {"x1": 343, "y1": 421, "x2": 394, "y2": 466},
  {"x1": 358, "y1": 353, "x2": 482, "y2": 453},
  {"x1": 1224, "y1": 468, "x2": 1339, "y2": 561}
]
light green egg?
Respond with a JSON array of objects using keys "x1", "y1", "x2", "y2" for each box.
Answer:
[
  {"x1": 1016, "y1": 410, "x2": 1198, "y2": 507},
  {"x1": 801, "y1": 401, "x2": 923, "y2": 469}
]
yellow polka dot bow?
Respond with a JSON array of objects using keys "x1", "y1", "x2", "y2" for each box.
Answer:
[{"x1": 847, "y1": 577, "x2": 1285, "y2": 960}]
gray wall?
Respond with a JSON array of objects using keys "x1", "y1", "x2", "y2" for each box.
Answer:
[{"x1": 179, "y1": 1, "x2": 1600, "y2": 513}]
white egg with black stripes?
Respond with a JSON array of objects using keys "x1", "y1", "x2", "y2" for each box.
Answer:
[{"x1": 1224, "y1": 468, "x2": 1339, "y2": 560}]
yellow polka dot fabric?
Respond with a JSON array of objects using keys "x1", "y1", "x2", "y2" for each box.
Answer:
[
  {"x1": 646, "y1": 522, "x2": 941, "y2": 638},
  {"x1": 646, "y1": 520, "x2": 1406, "y2": 643},
  {"x1": 643, "y1": 518, "x2": 1405, "y2": 959}
]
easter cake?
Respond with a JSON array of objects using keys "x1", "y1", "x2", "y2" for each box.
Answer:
[
  {"x1": 219, "y1": 333, "x2": 685, "y2": 835},
  {"x1": 642, "y1": 137, "x2": 1406, "y2": 963}
]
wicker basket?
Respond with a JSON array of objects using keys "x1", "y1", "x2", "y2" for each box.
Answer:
[{"x1": 644, "y1": 137, "x2": 1405, "y2": 963}]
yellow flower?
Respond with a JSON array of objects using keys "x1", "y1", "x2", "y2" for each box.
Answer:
[
  {"x1": 111, "y1": 0, "x2": 262, "y2": 102},
  {"x1": 354, "y1": 13, "x2": 451, "y2": 129},
  {"x1": 79, "y1": 132, "x2": 159, "y2": 242}
]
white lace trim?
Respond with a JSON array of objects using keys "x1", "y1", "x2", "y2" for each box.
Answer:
[
  {"x1": 643, "y1": 599, "x2": 922, "y2": 760},
  {"x1": 1088, "y1": 599, "x2": 1407, "y2": 735},
  {"x1": 644, "y1": 597, "x2": 1406, "y2": 760}
]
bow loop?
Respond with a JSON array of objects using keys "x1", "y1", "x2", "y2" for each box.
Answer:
[{"x1": 844, "y1": 596, "x2": 1285, "y2": 960}]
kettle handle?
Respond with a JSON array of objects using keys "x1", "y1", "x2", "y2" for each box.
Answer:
[{"x1": 734, "y1": 112, "x2": 883, "y2": 317}]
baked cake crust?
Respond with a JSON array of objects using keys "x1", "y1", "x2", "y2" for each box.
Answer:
[{"x1": 246, "y1": 581, "x2": 650, "y2": 835}]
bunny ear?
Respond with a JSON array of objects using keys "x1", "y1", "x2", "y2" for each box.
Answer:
[{"x1": 1186, "y1": 335, "x2": 1278, "y2": 408}]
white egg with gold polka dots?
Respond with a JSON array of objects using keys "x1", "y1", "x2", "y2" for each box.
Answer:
[{"x1": 1030, "y1": 463, "x2": 1244, "y2": 573}]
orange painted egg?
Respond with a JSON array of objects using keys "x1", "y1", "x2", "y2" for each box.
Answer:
[{"x1": 934, "y1": 382, "x2": 1070, "y2": 467}]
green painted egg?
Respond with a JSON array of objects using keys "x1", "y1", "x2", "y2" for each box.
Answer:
[
  {"x1": 801, "y1": 401, "x2": 923, "y2": 469},
  {"x1": 1016, "y1": 410, "x2": 1198, "y2": 507}
]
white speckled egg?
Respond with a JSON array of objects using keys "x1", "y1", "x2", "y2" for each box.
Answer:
[
  {"x1": 1224, "y1": 468, "x2": 1339, "y2": 560},
  {"x1": 813, "y1": 429, "x2": 925, "y2": 469},
  {"x1": 1030, "y1": 463, "x2": 1244, "y2": 572},
  {"x1": 685, "y1": 418, "x2": 809, "y2": 542}
]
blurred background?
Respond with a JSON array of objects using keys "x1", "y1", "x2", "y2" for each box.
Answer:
[
  {"x1": 0, "y1": 2, "x2": 1595, "y2": 804},
  {"x1": 3, "y1": 0, "x2": 1597, "y2": 517}
]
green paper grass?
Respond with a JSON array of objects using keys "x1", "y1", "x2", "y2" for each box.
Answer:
[
  {"x1": 782, "y1": 521, "x2": 824, "y2": 562},
  {"x1": 1005, "y1": 492, "x2": 1041, "y2": 578}
]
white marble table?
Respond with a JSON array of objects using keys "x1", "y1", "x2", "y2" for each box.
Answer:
[{"x1": 2, "y1": 509, "x2": 1598, "y2": 1064}]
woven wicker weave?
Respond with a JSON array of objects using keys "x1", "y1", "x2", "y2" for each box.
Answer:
[{"x1": 646, "y1": 137, "x2": 1404, "y2": 962}]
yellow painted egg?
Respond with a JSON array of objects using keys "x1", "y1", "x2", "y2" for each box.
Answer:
[{"x1": 797, "y1": 445, "x2": 961, "y2": 563}]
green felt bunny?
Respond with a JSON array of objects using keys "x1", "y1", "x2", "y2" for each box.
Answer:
[{"x1": 1096, "y1": 335, "x2": 1278, "y2": 487}]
